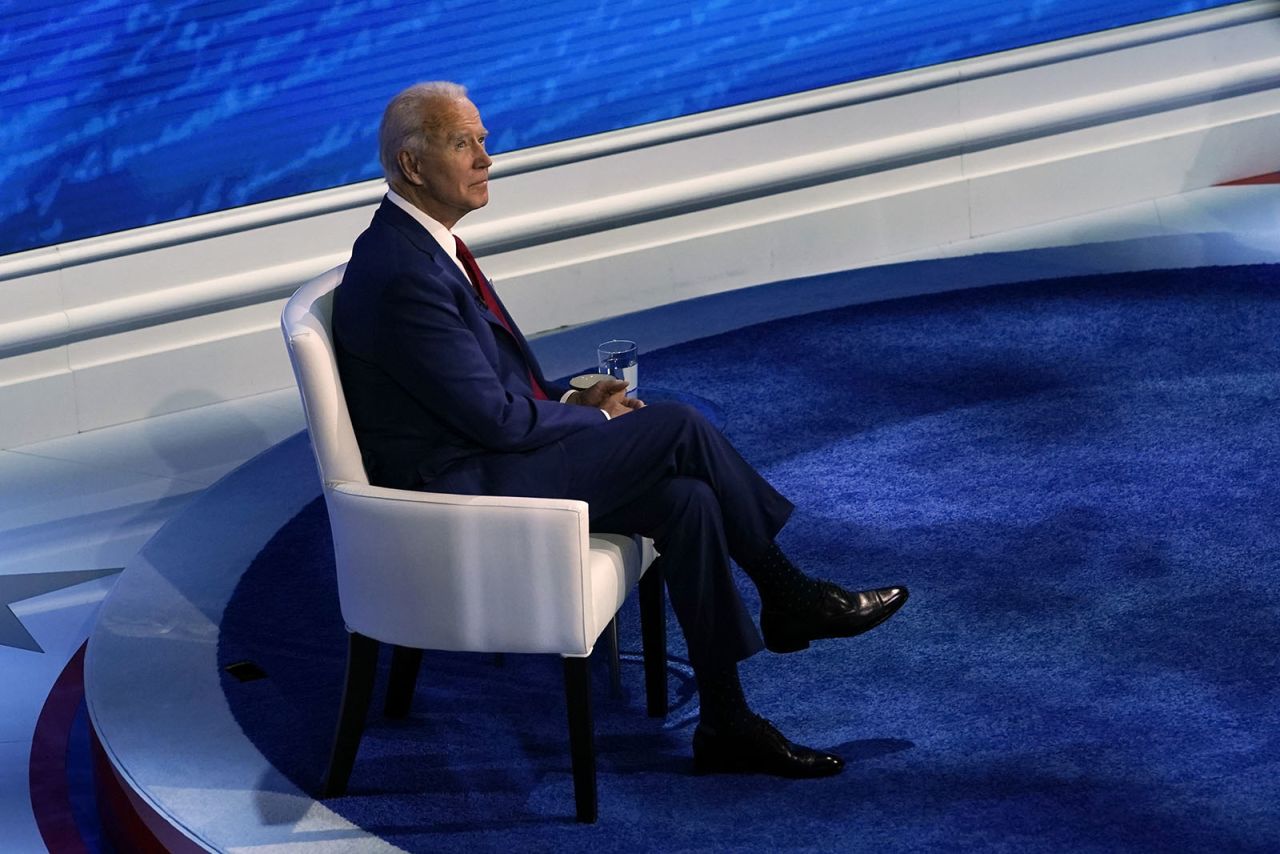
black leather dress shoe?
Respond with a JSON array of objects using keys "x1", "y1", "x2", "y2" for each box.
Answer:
[
  {"x1": 761, "y1": 582, "x2": 909, "y2": 653},
  {"x1": 692, "y1": 716, "x2": 844, "y2": 778}
]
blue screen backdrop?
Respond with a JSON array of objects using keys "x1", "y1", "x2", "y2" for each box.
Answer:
[{"x1": 0, "y1": 0, "x2": 1239, "y2": 256}]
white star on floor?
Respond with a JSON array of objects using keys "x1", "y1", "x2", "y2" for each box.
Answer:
[{"x1": 0, "y1": 569, "x2": 121, "y2": 652}]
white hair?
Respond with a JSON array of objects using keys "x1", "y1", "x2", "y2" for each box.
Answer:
[{"x1": 378, "y1": 81, "x2": 469, "y2": 183}]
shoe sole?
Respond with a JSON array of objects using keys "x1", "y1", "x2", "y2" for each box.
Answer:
[{"x1": 693, "y1": 753, "x2": 845, "y2": 778}]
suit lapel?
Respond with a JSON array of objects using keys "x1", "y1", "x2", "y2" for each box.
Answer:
[
  {"x1": 375, "y1": 200, "x2": 532, "y2": 355},
  {"x1": 376, "y1": 200, "x2": 511, "y2": 328},
  {"x1": 377, "y1": 201, "x2": 471, "y2": 291}
]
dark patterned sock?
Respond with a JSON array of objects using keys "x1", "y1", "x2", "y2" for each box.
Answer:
[
  {"x1": 695, "y1": 663, "x2": 755, "y2": 732},
  {"x1": 739, "y1": 541, "x2": 824, "y2": 613}
]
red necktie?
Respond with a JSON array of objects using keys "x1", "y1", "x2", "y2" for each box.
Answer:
[{"x1": 454, "y1": 236, "x2": 549, "y2": 400}]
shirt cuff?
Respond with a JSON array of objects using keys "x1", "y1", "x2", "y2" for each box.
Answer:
[{"x1": 560, "y1": 387, "x2": 608, "y2": 419}]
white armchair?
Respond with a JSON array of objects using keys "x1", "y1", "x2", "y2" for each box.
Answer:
[{"x1": 280, "y1": 266, "x2": 667, "y2": 823}]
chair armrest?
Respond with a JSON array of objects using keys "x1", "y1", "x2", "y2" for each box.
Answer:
[
  {"x1": 330, "y1": 480, "x2": 591, "y2": 514},
  {"x1": 324, "y1": 482, "x2": 599, "y2": 654}
]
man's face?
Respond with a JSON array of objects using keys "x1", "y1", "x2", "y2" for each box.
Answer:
[{"x1": 404, "y1": 97, "x2": 492, "y2": 228}]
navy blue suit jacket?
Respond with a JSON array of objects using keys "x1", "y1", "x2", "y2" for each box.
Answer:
[{"x1": 332, "y1": 199, "x2": 605, "y2": 494}]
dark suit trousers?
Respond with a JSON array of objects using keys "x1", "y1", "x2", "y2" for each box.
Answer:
[{"x1": 556, "y1": 401, "x2": 793, "y2": 671}]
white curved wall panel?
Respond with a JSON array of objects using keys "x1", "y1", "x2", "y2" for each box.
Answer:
[
  {"x1": 71, "y1": 312, "x2": 293, "y2": 433},
  {"x1": 0, "y1": 2, "x2": 1277, "y2": 448}
]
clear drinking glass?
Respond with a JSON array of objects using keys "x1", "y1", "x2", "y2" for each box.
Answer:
[{"x1": 597, "y1": 339, "x2": 638, "y2": 397}]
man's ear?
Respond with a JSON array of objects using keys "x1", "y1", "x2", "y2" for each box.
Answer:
[{"x1": 397, "y1": 149, "x2": 423, "y2": 186}]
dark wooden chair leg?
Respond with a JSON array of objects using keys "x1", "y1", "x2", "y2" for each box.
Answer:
[
  {"x1": 638, "y1": 562, "x2": 668, "y2": 718},
  {"x1": 385, "y1": 645, "x2": 423, "y2": 719},
  {"x1": 321, "y1": 631, "x2": 379, "y2": 798},
  {"x1": 606, "y1": 616, "x2": 622, "y2": 698},
  {"x1": 562, "y1": 657, "x2": 597, "y2": 823}
]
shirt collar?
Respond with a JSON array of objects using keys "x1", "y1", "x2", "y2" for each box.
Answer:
[{"x1": 385, "y1": 189, "x2": 464, "y2": 274}]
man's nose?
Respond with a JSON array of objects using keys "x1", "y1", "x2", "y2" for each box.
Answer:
[{"x1": 475, "y1": 148, "x2": 492, "y2": 168}]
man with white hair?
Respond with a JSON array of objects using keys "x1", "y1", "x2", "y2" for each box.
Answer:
[{"x1": 332, "y1": 81, "x2": 908, "y2": 779}]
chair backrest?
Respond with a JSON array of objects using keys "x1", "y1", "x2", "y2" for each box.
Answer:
[
  {"x1": 280, "y1": 265, "x2": 370, "y2": 487},
  {"x1": 282, "y1": 264, "x2": 618, "y2": 657}
]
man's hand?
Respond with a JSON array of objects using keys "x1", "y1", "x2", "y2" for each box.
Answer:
[{"x1": 568, "y1": 379, "x2": 644, "y2": 418}]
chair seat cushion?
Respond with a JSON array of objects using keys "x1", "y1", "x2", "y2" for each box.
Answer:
[{"x1": 584, "y1": 534, "x2": 646, "y2": 652}]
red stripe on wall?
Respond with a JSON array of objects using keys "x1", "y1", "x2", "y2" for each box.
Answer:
[
  {"x1": 28, "y1": 642, "x2": 91, "y2": 854},
  {"x1": 1217, "y1": 172, "x2": 1280, "y2": 186}
]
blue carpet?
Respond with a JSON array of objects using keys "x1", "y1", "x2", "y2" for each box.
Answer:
[{"x1": 219, "y1": 264, "x2": 1280, "y2": 851}]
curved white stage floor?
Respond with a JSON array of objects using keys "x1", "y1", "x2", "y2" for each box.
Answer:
[
  {"x1": 82, "y1": 193, "x2": 1280, "y2": 850},
  {"x1": 84, "y1": 432, "x2": 387, "y2": 851}
]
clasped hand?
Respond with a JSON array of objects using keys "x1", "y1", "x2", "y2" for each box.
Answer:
[{"x1": 569, "y1": 378, "x2": 644, "y2": 418}]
